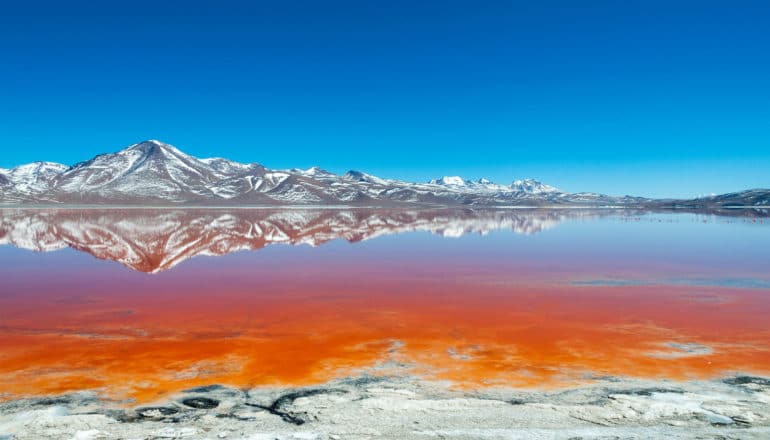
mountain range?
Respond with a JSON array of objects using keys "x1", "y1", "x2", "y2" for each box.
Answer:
[{"x1": 0, "y1": 140, "x2": 768, "y2": 207}]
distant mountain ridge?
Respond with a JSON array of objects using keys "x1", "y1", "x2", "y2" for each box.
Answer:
[{"x1": 1, "y1": 140, "x2": 768, "y2": 208}]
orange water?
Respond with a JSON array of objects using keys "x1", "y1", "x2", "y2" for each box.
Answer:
[{"x1": 1, "y1": 263, "x2": 769, "y2": 403}]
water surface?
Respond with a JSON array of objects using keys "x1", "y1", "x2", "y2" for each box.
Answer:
[{"x1": 0, "y1": 208, "x2": 768, "y2": 402}]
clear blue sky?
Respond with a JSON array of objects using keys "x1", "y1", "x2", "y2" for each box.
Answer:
[{"x1": 1, "y1": 0, "x2": 768, "y2": 197}]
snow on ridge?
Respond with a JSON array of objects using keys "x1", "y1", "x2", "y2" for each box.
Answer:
[
  {"x1": 124, "y1": 140, "x2": 203, "y2": 167},
  {"x1": 343, "y1": 170, "x2": 389, "y2": 185},
  {"x1": 301, "y1": 166, "x2": 329, "y2": 176},
  {"x1": 200, "y1": 157, "x2": 253, "y2": 173},
  {"x1": 9, "y1": 161, "x2": 69, "y2": 175},
  {"x1": 427, "y1": 176, "x2": 514, "y2": 194},
  {"x1": 3, "y1": 161, "x2": 69, "y2": 194},
  {"x1": 511, "y1": 178, "x2": 560, "y2": 194},
  {"x1": 430, "y1": 176, "x2": 467, "y2": 186}
]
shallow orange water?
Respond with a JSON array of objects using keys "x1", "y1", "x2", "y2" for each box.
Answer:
[{"x1": 1, "y1": 264, "x2": 769, "y2": 403}]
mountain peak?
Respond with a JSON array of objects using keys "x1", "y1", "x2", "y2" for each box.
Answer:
[
  {"x1": 510, "y1": 178, "x2": 560, "y2": 194},
  {"x1": 430, "y1": 176, "x2": 467, "y2": 186},
  {"x1": 138, "y1": 139, "x2": 173, "y2": 147},
  {"x1": 127, "y1": 139, "x2": 182, "y2": 155},
  {"x1": 128, "y1": 139, "x2": 170, "y2": 149},
  {"x1": 301, "y1": 166, "x2": 334, "y2": 176},
  {"x1": 9, "y1": 161, "x2": 69, "y2": 175},
  {"x1": 343, "y1": 170, "x2": 387, "y2": 184}
]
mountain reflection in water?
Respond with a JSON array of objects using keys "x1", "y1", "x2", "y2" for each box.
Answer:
[{"x1": 0, "y1": 208, "x2": 604, "y2": 272}]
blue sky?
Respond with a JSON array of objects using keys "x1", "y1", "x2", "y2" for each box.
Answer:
[{"x1": 1, "y1": 0, "x2": 768, "y2": 197}]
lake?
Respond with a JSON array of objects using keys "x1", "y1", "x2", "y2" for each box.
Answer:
[{"x1": 1, "y1": 208, "x2": 769, "y2": 404}]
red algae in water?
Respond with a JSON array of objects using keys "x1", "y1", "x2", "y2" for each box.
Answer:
[{"x1": 1, "y1": 267, "x2": 769, "y2": 402}]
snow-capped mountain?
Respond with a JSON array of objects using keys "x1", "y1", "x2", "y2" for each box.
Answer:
[
  {"x1": 0, "y1": 140, "x2": 766, "y2": 207},
  {"x1": 0, "y1": 208, "x2": 604, "y2": 272},
  {"x1": 510, "y1": 178, "x2": 560, "y2": 194},
  {"x1": 429, "y1": 176, "x2": 512, "y2": 193},
  {"x1": 430, "y1": 176, "x2": 469, "y2": 186},
  {"x1": 0, "y1": 162, "x2": 69, "y2": 199}
]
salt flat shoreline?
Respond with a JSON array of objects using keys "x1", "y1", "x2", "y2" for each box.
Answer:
[{"x1": 2, "y1": 374, "x2": 769, "y2": 439}]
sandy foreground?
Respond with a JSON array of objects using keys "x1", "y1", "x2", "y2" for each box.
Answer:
[{"x1": 1, "y1": 374, "x2": 769, "y2": 440}]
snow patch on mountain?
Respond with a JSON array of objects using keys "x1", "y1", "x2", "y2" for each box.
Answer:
[
  {"x1": 4, "y1": 162, "x2": 68, "y2": 194},
  {"x1": 429, "y1": 176, "x2": 512, "y2": 193},
  {"x1": 200, "y1": 157, "x2": 256, "y2": 176},
  {"x1": 298, "y1": 166, "x2": 335, "y2": 177},
  {"x1": 511, "y1": 179, "x2": 560, "y2": 194},
  {"x1": 430, "y1": 176, "x2": 467, "y2": 186},
  {"x1": 343, "y1": 170, "x2": 389, "y2": 185}
]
